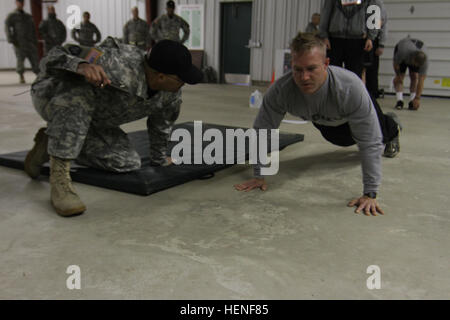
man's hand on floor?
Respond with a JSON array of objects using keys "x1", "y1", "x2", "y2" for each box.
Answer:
[
  {"x1": 348, "y1": 196, "x2": 385, "y2": 216},
  {"x1": 77, "y1": 63, "x2": 111, "y2": 88},
  {"x1": 234, "y1": 178, "x2": 267, "y2": 192},
  {"x1": 411, "y1": 98, "x2": 421, "y2": 110}
]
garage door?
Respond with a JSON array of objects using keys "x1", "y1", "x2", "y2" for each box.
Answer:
[{"x1": 380, "y1": 0, "x2": 450, "y2": 97}]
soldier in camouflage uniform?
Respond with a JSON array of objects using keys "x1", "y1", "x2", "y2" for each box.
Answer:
[
  {"x1": 25, "y1": 38, "x2": 203, "y2": 217},
  {"x1": 4, "y1": 0, "x2": 40, "y2": 83},
  {"x1": 71, "y1": 12, "x2": 101, "y2": 47},
  {"x1": 39, "y1": 6, "x2": 67, "y2": 55},
  {"x1": 150, "y1": 1, "x2": 190, "y2": 44},
  {"x1": 123, "y1": 7, "x2": 150, "y2": 51}
]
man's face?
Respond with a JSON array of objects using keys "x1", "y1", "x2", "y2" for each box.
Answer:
[
  {"x1": 16, "y1": 1, "x2": 24, "y2": 10},
  {"x1": 167, "y1": 7, "x2": 175, "y2": 16},
  {"x1": 132, "y1": 8, "x2": 139, "y2": 19},
  {"x1": 48, "y1": 6, "x2": 56, "y2": 16},
  {"x1": 83, "y1": 13, "x2": 90, "y2": 23},
  {"x1": 291, "y1": 47, "x2": 329, "y2": 95},
  {"x1": 312, "y1": 15, "x2": 320, "y2": 26},
  {"x1": 146, "y1": 67, "x2": 185, "y2": 93},
  {"x1": 160, "y1": 74, "x2": 185, "y2": 92}
]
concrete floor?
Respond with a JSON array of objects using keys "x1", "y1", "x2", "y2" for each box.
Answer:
[{"x1": 0, "y1": 70, "x2": 449, "y2": 300}]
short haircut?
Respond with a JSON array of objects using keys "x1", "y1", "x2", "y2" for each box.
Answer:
[
  {"x1": 290, "y1": 32, "x2": 327, "y2": 59},
  {"x1": 312, "y1": 13, "x2": 320, "y2": 17},
  {"x1": 16, "y1": 0, "x2": 24, "y2": 3},
  {"x1": 412, "y1": 51, "x2": 427, "y2": 67},
  {"x1": 83, "y1": 11, "x2": 90, "y2": 16}
]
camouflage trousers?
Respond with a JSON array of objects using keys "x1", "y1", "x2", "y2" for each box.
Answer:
[
  {"x1": 14, "y1": 44, "x2": 40, "y2": 75},
  {"x1": 31, "y1": 84, "x2": 141, "y2": 173}
]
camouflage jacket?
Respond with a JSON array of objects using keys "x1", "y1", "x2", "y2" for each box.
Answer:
[
  {"x1": 39, "y1": 16, "x2": 67, "y2": 51},
  {"x1": 5, "y1": 9, "x2": 38, "y2": 47},
  {"x1": 150, "y1": 14, "x2": 190, "y2": 44},
  {"x1": 123, "y1": 18, "x2": 150, "y2": 47},
  {"x1": 71, "y1": 21, "x2": 102, "y2": 47},
  {"x1": 32, "y1": 37, "x2": 182, "y2": 165}
]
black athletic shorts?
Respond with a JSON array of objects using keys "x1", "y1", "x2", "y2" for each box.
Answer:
[{"x1": 397, "y1": 62, "x2": 420, "y2": 75}]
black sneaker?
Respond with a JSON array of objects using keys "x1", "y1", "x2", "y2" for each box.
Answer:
[
  {"x1": 395, "y1": 101, "x2": 404, "y2": 110},
  {"x1": 383, "y1": 135, "x2": 400, "y2": 158}
]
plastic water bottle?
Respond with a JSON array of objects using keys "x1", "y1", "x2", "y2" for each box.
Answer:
[{"x1": 249, "y1": 90, "x2": 263, "y2": 109}]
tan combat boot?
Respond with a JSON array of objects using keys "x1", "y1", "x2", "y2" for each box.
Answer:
[
  {"x1": 19, "y1": 74, "x2": 25, "y2": 84},
  {"x1": 25, "y1": 128, "x2": 50, "y2": 179},
  {"x1": 50, "y1": 156, "x2": 87, "y2": 217}
]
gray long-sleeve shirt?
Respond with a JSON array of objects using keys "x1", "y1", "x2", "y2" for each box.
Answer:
[
  {"x1": 254, "y1": 66, "x2": 384, "y2": 194},
  {"x1": 319, "y1": 0, "x2": 379, "y2": 40}
]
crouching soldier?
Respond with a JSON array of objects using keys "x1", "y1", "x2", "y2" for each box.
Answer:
[{"x1": 25, "y1": 39, "x2": 203, "y2": 217}]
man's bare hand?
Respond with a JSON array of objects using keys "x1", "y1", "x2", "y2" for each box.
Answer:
[
  {"x1": 411, "y1": 98, "x2": 421, "y2": 110},
  {"x1": 375, "y1": 47, "x2": 384, "y2": 56},
  {"x1": 77, "y1": 63, "x2": 111, "y2": 88},
  {"x1": 165, "y1": 157, "x2": 174, "y2": 166},
  {"x1": 364, "y1": 39, "x2": 373, "y2": 52},
  {"x1": 234, "y1": 178, "x2": 267, "y2": 192},
  {"x1": 348, "y1": 196, "x2": 385, "y2": 216}
]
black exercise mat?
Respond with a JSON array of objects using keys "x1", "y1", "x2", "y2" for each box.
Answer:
[{"x1": 0, "y1": 122, "x2": 304, "y2": 196}]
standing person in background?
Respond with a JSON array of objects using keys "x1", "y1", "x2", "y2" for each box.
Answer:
[
  {"x1": 71, "y1": 11, "x2": 101, "y2": 47},
  {"x1": 319, "y1": 0, "x2": 378, "y2": 79},
  {"x1": 5, "y1": 0, "x2": 40, "y2": 84},
  {"x1": 364, "y1": 0, "x2": 387, "y2": 99},
  {"x1": 123, "y1": 7, "x2": 150, "y2": 51},
  {"x1": 393, "y1": 37, "x2": 428, "y2": 111},
  {"x1": 150, "y1": 1, "x2": 190, "y2": 44},
  {"x1": 39, "y1": 5, "x2": 67, "y2": 55},
  {"x1": 305, "y1": 13, "x2": 320, "y2": 35}
]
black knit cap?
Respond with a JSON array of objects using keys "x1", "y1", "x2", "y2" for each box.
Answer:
[{"x1": 147, "y1": 40, "x2": 203, "y2": 85}]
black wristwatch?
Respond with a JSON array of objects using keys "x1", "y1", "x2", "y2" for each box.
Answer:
[{"x1": 364, "y1": 192, "x2": 377, "y2": 199}]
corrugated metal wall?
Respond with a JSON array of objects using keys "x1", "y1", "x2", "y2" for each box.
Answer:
[
  {"x1": 157, "y1": 0, "x2": 322, "y2": 82},
  {"x1": 0, "y1": 0, "x2": 32, "y2": 69},
  {"x1": 250, "y1": 0, "x2": 323, "y2": 81},
  {"x1": 380, "y1": 0, "x2": 450, "y2": 97}
]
